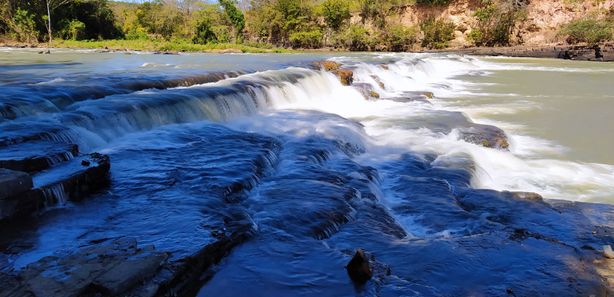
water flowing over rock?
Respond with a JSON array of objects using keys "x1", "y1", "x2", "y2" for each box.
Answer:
[
  {"x1": 346, "y1": 249, "x2": 372, "y2": 284},
  {"x1": 1, "y1": 51, "x2": 614, "y2": 297}
]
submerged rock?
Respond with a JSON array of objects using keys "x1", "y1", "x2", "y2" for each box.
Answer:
[
  {"x1": 353, "y1": 83, "x2": 380, "y2": 100},
  {"x1": 346, "y1": 249, "x2": 372, "y2": 284}
]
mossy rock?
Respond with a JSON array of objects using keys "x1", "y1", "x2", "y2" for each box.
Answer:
[
  {"x1": 313, "y1": 60, "x2": 341, "y2": 72},
  {"x1": 336, "y1": 69, "x2": 354, "y2": 86}
]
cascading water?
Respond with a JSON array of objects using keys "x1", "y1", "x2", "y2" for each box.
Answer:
[{"x1": 1, "y1": 50, "x2": 614, "y2": 297}]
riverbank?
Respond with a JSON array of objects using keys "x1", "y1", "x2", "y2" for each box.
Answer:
[
  {"x1": 435, "y1": 44, "x2": 614, "y2": 62},
  {"x1": 0, "y1": 39, "x2": 293, "y2": 54},
  {"x1": 2, "y1": 39, "x2": 613, "y2": 62}
]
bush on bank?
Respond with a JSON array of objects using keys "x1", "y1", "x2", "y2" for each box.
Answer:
[{"x1": 559, "y1": 18, "x2": 613, "y2": 45}]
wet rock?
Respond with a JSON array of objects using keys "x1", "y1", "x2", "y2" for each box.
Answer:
[
  {"x1": 313, "y1": 60, "x2": 353, "y2": 86},
  {"x1": 353, "y1": 83, "x2": 380, "y2": 100},
  {"x1": 9, "y1": 237, "x2": 167, "y2": 297},
  {"x1": 0, "y1": 169, "x2": 33, "y2": 200},
  {"x1": 385, "y1": 91, "x2": 434, "y2": 104},
  {"x1": 346, "y1": 249, "x2": 372, "y2": 284},
  {"x1": 313, "y1": 61, "x2": 341, "y2": 71},
  {"x1": 604, "y1": 245, "x2": 614, "y2": 259},
  {"x1": 336, "y1": 69, "x2": 354, "y2": 86},
  {"x1": 458, "y1": 123, "x2": 510, "y2": 150},
  {"x1": 0, "y1": 153, "x2": 110, "y2": 222},
  {"x1": 448, "y1": 44, "x2": 614, "y2": 62},
  {"x1": 371, "y1": 75, "x2": 385, "y2": 89},
  {"x1": 0, "y1": 142, "x2": 79, "y2": 173},
  {"x1": 149, "y1": 214, "x2": 256, "y2": 296}
]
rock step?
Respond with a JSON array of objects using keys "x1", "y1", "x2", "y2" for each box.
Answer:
[
  {"x1": 0, "y1": 141, "x2": 78, "y2": 173},
  {"x1": 0, "y1": 153, "x2": 110, "y2": 222},
  {"x1": 0, "y1": 169, "x2": 33, "y2": 201},
  {"x1": 2, "y1": 237, "x2": 168, "y2": 297}
]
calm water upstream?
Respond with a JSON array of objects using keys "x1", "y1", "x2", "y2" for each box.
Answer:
[{"x1": 1, "y1": 48, "x2": 614, "y2": 296}]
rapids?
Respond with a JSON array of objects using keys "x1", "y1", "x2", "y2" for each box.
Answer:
[{"x1": 1, "y1": 49, "x2": 614, "y2": 296}]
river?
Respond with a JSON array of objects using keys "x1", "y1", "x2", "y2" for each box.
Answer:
[{"x1": 1, "y1": 48, "x2": 613, "y2": 296}]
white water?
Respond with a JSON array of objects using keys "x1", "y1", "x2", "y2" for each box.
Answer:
[
  {"x1": 24, "y1": 53, "x2": 613, "y2": 203},
  {"x1": 223, "y1": 54, "x2": 614, "y2": 203}
]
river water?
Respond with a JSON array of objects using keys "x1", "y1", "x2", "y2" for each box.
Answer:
[{"x1": 1, "y1": 48, "x2": 613, "y2": 295}]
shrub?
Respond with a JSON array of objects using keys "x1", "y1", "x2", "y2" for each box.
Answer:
[
  {"x1": 469, "y1": 1, "x2": 523, "y2": 46},
  {"x1": 335, "y1": 24, "x2": 372, "y2": 51},
  {"x1": 380, "y1": 24, "x2": 418, "y2": 52},
  {"x1": 192, "y1": 19, "x2": 217, "y2": 44},
  {"x1": 63, "y1": 20, "x2": 86, "y2": 40},
  {"x1": 560, "y1": 18, "x2": 613, "y2": 44},
  {"x1": 421, "y1": 17, "x2": 455, "y2": 49},
  {"x1": 12, "y1": 9, "x2": 37, "y2": 43},
  {"x1": 321, "y1": 0, "x2": 351, "y2": 30},
  {"x1": 289, "y1": 29, "x2": 322, "y2": 48}
]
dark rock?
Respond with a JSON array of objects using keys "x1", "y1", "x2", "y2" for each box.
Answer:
[
  {"x1": 0, "y1": 153, "x2": 110, "y2": 222},
  {"x1": 0, "y1": 142, "x2": 79, "y2": 173},
  {"x1": 458, "y1": 123, "x2": 510, "y2": 150},
  {"x1": 81, "y1": 160, "x2": 90, "y2": 167},
  {"x1": 0, "y1": 169, "x2": 33, "y2": 200},
  {"x1": 149, "y1": 214, "x2": 256, "y2": 296},
  {"x1": 9, "y1": 237, "x2": 167, "y2": 297},
  {"x1": 346, "y1": 249, "x2": 372, "y2": 284}
]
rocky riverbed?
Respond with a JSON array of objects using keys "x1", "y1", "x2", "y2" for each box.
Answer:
[{"x1": 1, "y1": 50, "x2": 613, "y2": 296}]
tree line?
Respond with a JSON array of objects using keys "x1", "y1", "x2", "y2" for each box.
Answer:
[{"x1": 1, "y1": 0, "x2": 611, "y2": 51}]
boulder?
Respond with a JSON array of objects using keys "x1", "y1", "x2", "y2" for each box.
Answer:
[
  {"x1": 312, "y1": 61, "x2": 341, "y2": 72},
  {"x1": 336, "y1": 69, "x2": 354, "y2": 86},
  {"x1": 0, "y1": 169, "x2": 33, "y2": 200},
  {"x1": 346, "y1": 249, "x2": 372, "y2": 284},
  {"x1": 313, "y1": 60, "x2": 354, "y2": 86},
  {"x1": 458, "y1": 123, "x2": 510, "y2": 150}
]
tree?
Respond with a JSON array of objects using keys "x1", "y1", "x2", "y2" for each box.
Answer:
[
  {"x1": 321, "y1": 0, "x2": 350, "y2": 31},
  {"x1": 219, "y1": 0, "x2": 245, "y2": 42},
  {"x1": 193, "y1": 17, "x2": 217, "y2": 44},
  {"x1": 45, "y1": 0, "x2": 72, "y2": 51}
]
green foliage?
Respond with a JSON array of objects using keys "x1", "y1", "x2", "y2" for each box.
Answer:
[
  {"x1": 469, "y1": 1, "x2": 522, "y2": 46},
  {"x1": 135, "y1": 0, "x2": 183, "y2": 40},
  {"x1": 560, "y1": 18, "x2": 613, "y2": 44},
  {"x1": 192, "y1": 18, "x2": 218, "y2": 44},
  {"x1": 12, "y1": 8, "x2": 37, "y2": 42},
  {"x1": 380, "y1": 24, "x2": 417, "y2": 52},
  {"x1": 321, "y1": 0, "x2": 351, "y2": 30},
  {"x1": 289, "y1": 29, "x2": 322, "y2": 48},
  {"x1": 219, "y1": 0, "x2": 245, "y2": 42},
  {"x1": 334, "y1": 24, "x2": 372, "y2": 51},
  {"x1": 63, "y1": 19, "x2": 86, "y2": 40},
  {"x1": 420, "y1": 17, "x2": 455, "y2": 49},
  {"x1": 246, "y1": 0, "x2": 318, "y2": 46}
]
